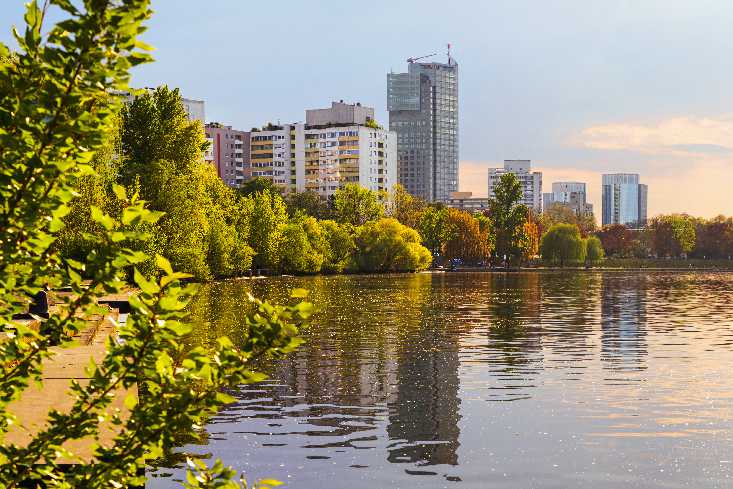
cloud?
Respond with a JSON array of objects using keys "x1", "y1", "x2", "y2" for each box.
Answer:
[{"x1": 573, "y1": 115, "x2": 733, "y2": 157}]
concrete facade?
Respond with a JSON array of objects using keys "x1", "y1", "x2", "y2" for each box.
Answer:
[
  {"x1": 306, "y1": 101, "x2": 375, "y2": 127},
  {"x1": 438, "y1": 191, "x2": 490, "y2": 212}
]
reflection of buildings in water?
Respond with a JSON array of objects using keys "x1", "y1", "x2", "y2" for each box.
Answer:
[
  {"x1": 600, "y1": 274, "x2": 648, "y2": 369},
  {"x1": 386, "y1": 317, "x2": 461, "y2": 467},
  {"x1": 384, "y1": 273, "x2": 463, "y2": 468}
]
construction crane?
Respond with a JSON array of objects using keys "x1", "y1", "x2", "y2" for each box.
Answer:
[{"x1": 407, "y1": 53, "x2": 436, "y2": 63}]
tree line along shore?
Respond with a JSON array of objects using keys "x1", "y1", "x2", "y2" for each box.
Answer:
[{"x1": 58, "y1": 86, "x2": 733, "y2": 281}]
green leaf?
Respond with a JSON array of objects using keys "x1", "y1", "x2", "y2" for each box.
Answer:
[
  {"x1": 155, "y1": 254, "x2": 173, "y2": 275},
  {"x1": 290, "y1": 288, "x2": 309, "y2": 298},
  {"x1": 124, "y1": 394, "x2": 138, "y2": 410},
  {"x1": 258, "y1": 479, "x2": 283, "y2": 487},
  {"x1": 90, "y1": 206, "x2": 114, "y2": 230},
  {"x1": 133, "y1": 268, "x2": 160, "y2": 295},
  {"x1": 112, "y1": 184, "x2": 127, "y2": 201}
]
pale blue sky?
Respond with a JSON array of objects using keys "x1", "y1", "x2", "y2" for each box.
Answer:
[{"x1": 3, "y1": 1, "x2": 733, "y2": 215}]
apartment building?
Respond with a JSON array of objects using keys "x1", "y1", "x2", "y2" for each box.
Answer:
[
  {"x1": 204, "y1": 123, "x2": 250, "y2": 188},
  {"x1": 248, "y1": 102, "x2": 397, "y2": 197},
  {"x1": 488, "y1": 160, "x2": 543, "y2": 212}
]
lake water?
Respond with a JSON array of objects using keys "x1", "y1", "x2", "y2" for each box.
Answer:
[{"x1": 149, "y1": 272, "x2": 733, "y2": 489}]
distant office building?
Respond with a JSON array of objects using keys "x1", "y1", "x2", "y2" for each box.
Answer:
[
  {"x1": 438, "y1": 191, "x2": 490, "y2": 212},
  {"x1": 204, "y1": 123, "x2": 249, "y2": 188},
  {"x1": 249, "y1": 101, "x2": 396, "y2": 198},
  {"x1": 543, "y1": 181, "x2": 593, "y2": 216},
  {"x1": 602, "y1": 173, "x2": 648, "y2": 227},
  {"x1": 388, "y1": 52, "x2": 458, "y2": 202},
  {"x1": 488, "y1": 160, "x2": 543, "y2": 212}
]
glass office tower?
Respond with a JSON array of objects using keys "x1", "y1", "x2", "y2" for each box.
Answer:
[
  {"x1": 602, "y1": 173, "x2": 648, "y2": 227},
  {"x1": 387, "y1": 56, "x2": 458, "y2": 202}
]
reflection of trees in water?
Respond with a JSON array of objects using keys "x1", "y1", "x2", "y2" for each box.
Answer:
[
  {"x1": 538, "y1": 272, "x2": 602, "y2": 358},
  {"x1": 600, "y1": 274, "x2": 648, "y2": 371},
  {"x1": 486, "y1": 273, "x2": 543, "y2": 370},
  {"x1": 189, "y1": 274, "x2": 464, "y2": 470}
]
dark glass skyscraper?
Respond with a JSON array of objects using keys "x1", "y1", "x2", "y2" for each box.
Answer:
[{"x1": 387, "y1": 55, "x2": 458, "y2": 201}]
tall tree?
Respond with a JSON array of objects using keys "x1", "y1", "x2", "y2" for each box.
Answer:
[
  {"x1": 246, "y1": 190, "x2": 288, "y2": 271},
  {"x1": 119, "y1": 85, "x2": 208, "y2": 202},
  {"x1": 418, "y1": 206, "x2": 448, "y2": 258},
  {"x1": 238, "y1": 176, "x2": 282, "y2": 198},
  {"x1": 692, "y1": 216, "x2": 733, "y2": 259},
  {"x1": 488, "y1": 173, "x2": 529, "y2": 264},
  {"x1": 596, "y1": 224, "x2": 634, "y2": 257},
  {"x1": 585, "y1": 236, "x2": 605, "y2": 266},
  {"x1": 286, "y1": 190, "x2": 330, "y2": 219}
]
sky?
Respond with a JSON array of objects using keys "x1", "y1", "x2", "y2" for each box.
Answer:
[{"x1": 2, "y1": 0, "x2": 733, "y2": 218}]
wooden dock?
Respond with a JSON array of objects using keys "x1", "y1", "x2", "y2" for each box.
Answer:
[{"x1": 4, "y1": 293, "x2": 135, "y2": 462}]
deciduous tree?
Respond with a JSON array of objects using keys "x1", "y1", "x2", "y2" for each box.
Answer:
[
  {"x1": 442, "y1": 208, "x2": 492, "y2": 264},
  {"x1": 649, "y1": 214, "x2": 696, "y2": 257},
  {"x1": 488, "y1": 173, "x2": 529, "y2": 264},
  {"x1": 333, "y1": 183, "x2": 384, "y2": 226}
]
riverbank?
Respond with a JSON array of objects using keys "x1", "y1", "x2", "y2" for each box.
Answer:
[{"x1": 447, "y1": 258, "x2": 733, "y2": 273}]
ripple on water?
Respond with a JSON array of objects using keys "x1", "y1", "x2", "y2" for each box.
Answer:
[{"x1": 149, "y1": 271, "x2": 733, "y2": 489}]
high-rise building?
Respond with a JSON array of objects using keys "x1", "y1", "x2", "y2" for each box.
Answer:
[
  {"x1": 488, "y1": 160, "x2": 543, "y2": 212},
  {"x1": 204, "y1": 123, "x2": 249, "y2": 188},
  {"x1": 543, "y1": 181, "x2": 593, "y2": 216},
  {"x1": 602, "y1": 173, "x2": 648, "y2": 227},
  {"x1": 248, "y1": 102, "x2": 397, "y2": 197},
  {"x1": 387, "y1": 53, "x2": 458, "y2": 202}
]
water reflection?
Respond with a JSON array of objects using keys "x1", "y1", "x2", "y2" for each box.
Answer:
[
  {"x1": 150, "y1": 272, "x2": 733, "y2": 489},
  {"x1": 600, "y1": 274, "x2": 648, "y2": 371}
]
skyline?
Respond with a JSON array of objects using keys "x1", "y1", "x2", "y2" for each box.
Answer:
[{"x1": 3, "y1": 0, "x2": 732, "y2": 218}]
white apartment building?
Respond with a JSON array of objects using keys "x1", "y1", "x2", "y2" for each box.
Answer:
[
  {"x1": 488, "y1": 160, "x2": 543, "y2": 212},
  {"x1": 249, "y1": 102, "x2": 397, "y2": 197}
]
